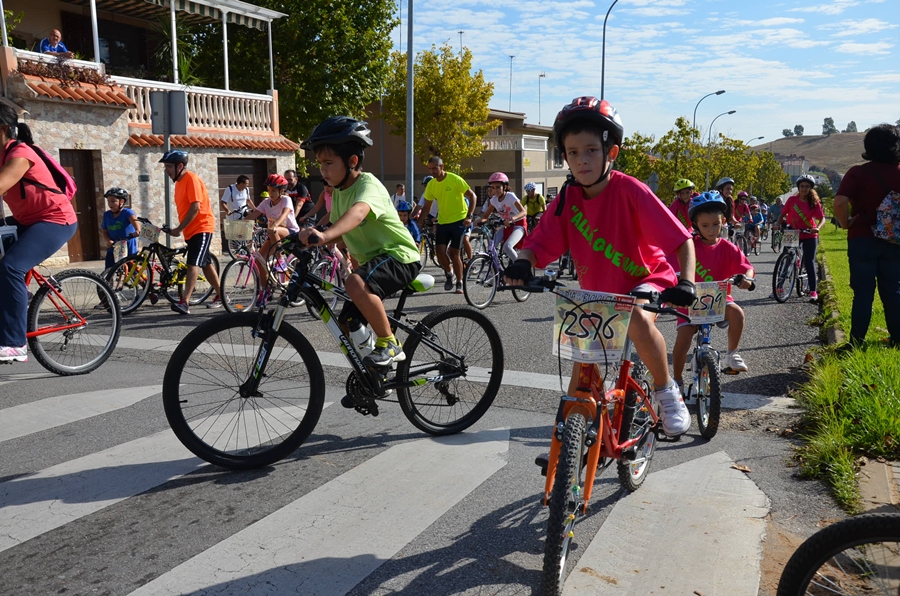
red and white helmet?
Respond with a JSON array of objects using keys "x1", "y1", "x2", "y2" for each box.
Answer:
[
  {"x1": 553, "y1": 96, "x2": 624, "y2": 153},
  {"x1": 488, "y1": 172, "x2": 509, "y2": 184}
]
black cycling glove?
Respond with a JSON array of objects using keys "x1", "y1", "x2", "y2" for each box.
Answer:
[
  {"x1": 659, "y1": 279, "x2": 697, "y2": 307},
  {"x1": 503, "y1": 259, "x2": 534, "y2": 284}
]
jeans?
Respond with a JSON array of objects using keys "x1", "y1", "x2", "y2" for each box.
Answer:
[
  {"x1": 800, "y1": 237, "x2": 818, "y2": 292},
  {"x1": 0, "y1": 218, "x2": 77, "y2": 346},
  {"x1": 848, "y1": 236, "x2": 900, "y2": 344}
]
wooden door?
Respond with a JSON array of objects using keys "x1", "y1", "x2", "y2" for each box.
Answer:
[{"x1": 59, "y1": 150, "x2": 100, "y2": 262}]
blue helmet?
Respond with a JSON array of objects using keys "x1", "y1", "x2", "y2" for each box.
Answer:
[
  {"x1": 396, "y1": 200, "x2": 412, "y2": 212},
  {"x1": 689, "y1": 191, "x2": 727, "y2": 221}
]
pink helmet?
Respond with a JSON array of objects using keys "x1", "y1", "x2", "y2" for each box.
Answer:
[{"x1": 488, "y1": 172, "x2": 509, "y2": 184}]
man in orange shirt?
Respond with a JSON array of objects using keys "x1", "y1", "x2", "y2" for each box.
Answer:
[{"x1": 160, "y1": 150, "x2": 223, "y2": 314}]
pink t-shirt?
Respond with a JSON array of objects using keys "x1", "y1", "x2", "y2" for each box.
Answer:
[
  {"x1": 525, "y1": 171, "x2": 691, "y2": 294},
  {"x1": 669, "y1": 198, "x2": 691, "y2": 230},
  {"x1": 1, "y1": 141, "x2": 77, "y2": 226},
  {"x1": 686, "y1": 237, "x2": 751, "y2": 303},
  {"x1": 733, "y1": 202, "x2": 750, "y2": 222},
  {"x1": 782, "y1": 195, "x2": 824, "y2": 239},
  {"x1": 258, "y1": 194, "x2": 299, "y2": 233}
]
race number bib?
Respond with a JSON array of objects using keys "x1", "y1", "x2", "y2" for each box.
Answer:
[
  {"x1": 782, "y1": 230, "x2": 800, "y2": 247},
  {"x1": 553, "y1": 289, "x2": 635, "y2": 363},
  {"x1": 113, "y1": 241, "x2": 128, "y2": 261},
  {"x1": 688, "y1": 281, "x2": 728, "y2": 324},
  {"x1": 139, "y1": 225, "x2": 160, "y2": 246}
]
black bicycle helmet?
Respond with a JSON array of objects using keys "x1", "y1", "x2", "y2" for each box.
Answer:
[
  {"x1": 159, "y1": 150, "x2": 189, "y2": 165},
  {"x1": 104, "y1": 187, "x2": 129, "y2": 201},
  {"x1": 300, "y1": 116, "x2": 373, "y2": 151}
]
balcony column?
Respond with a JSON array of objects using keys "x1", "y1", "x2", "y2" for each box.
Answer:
[
  {"x1": 89, "y1": 0, "x2": 100, "y2": 65},
  {"x1": 170, "y1": 0, "x2": 178, "y2": 84},
  {"x1": 267, "y1": 20, "x2": 274, "y2": 92},
  {"x1": 0, "y1": 0, "x2": 8, "y2": 49},
  {"x1": 221, "y1": 10, "x2": 229, "y2": 91}
]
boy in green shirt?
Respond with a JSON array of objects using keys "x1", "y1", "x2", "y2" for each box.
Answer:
[{"x1": 299, "y1": 117, "x2": 421, "y2": 369}]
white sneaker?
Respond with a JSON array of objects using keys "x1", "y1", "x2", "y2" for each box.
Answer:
[
  {"x1": 724, "y1": 352, "x2": 749, "y2": 373},
  {"x1": 0, "y1": 345, "x2": 27, "y2": 363},
  {"x1": 655, "y1": 384, "x2": 690, "y2": 436}
]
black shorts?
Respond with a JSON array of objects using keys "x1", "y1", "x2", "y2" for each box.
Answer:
[
  {"x1": 185, "y1": 232, "x2": 213, "y2": 267},
  {"x1": 435, "y1": 220, "x2": 466, "y2": 249},
  {"x1": 353, "y1": 254, "x2": 421, "y2": 299}
]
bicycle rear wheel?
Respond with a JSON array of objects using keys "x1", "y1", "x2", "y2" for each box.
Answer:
[
  {"x1": 220, "y1": 257, "x2": 259, "y2": 313},
  {"x1": 164, "y1": 254, "x2": 219, "y2": 305},
  {"x1": 773, "y1": 253, "x2": 795, "y2": 303},
  {"x1": 104, "y1": 253, "x2": 152, "y2": 314},
  {"x1": 695, "y1": 351, "x2": 722, "y2": 439},
  {"x1": 308, "y1": 258, "x2": 344, "y2": 319},
  {"x1": 541, "y1": 412, "x2": 587, "y2": 596},
  {"x1": 796, "y1": 263, "x2": 810, "y2": 297},
  {"x1": 162, "y1": 312, "x2": 326, "y2": 469},
  {"x1": 396, "y1": 306, "x2": 503, "y2": 435},
  {"x1": 616, "y1": 389, "x2": 657, "y2": 491},
  {"x1": 777, "y1": 512, "x2": 900, "y2": 596},
  {"x1": 753, "y1": 236, "x2": 760, "y2": 255},
  {"x1": 27, "y1": 269, "x2": 122, "y2": 375},
  {"x1": 462, "y1": 255, "x2": 497, "y2": 309}
]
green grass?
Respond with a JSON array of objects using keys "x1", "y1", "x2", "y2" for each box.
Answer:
[{"x1": 795, "y1": 226, "x2": 898, "y2": 512}]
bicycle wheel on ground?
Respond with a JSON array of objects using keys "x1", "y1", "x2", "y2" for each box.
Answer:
[
  {"x1": 695, "y1": 351, "x2": 722, "y2": 440},
  {"x1": 772, "y1": 253, "x2": 795, "y2": 303},
  {"x1": 772, "y1": 233, "x2": 782, "y2": 253},
  {"x1": 796, "y1": 263, "x2": 810, "y2": 297},
  {"x1": 616, "y1": 389, "x2": 657, "y2": 491},
  {"x1": 541, "y1": 412, "x2": 587, "y2": 596},
  {"x1": 753, "y1": 236, "x2": 760, "y2": 256},
  {"x1": 104, "y1": 253, "x2": 152, "y2": 314},
  {"x1": 462, "y1": 255, "x2": 498, "y2": 309},
  {"x1": 27, "y1": 269, "x2": 122, "y2": 375},
  {"x1": 220, "y1": 257, "x2": 259, "y2": 313},
  {"x1": 308, "y1": 258, "x2": 344, "y2": 319},
  {"x1": 164, "y1": 254, "x2": 220, "y2": 305},
  {"x1": 162, "y1": 312, "x2": 326, "y2": 469},
  {"x1": 226, "y1": 239, "x2": 248, "y2": 259},
  {"x1": 418, "y1": 239, "x2": 430, "y2": 269},
  {"x1": 396, "y1": 306, "x2": 503, "y2": 435},
  {"x1": 776, "y1": 512, "x2": 900, "y2": 596},
  {"x1": 761, "y1": 227, "x2": 769, "y2": 241}
]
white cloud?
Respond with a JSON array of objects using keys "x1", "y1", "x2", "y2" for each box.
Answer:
[
  {"x1": 820, "y1": 18, "x2": 898, "y2": 37},
  {"x1": 835, "y1": 41, "x2": 893, "y2": 54},
  {"x1": 788, "y1": 0, "x2": 860, "y2": 15}
]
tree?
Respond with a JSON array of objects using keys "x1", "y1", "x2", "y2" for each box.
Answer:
[
  {"x1": 794, "y1": 124, "x2": 804, "y2": 137},
  {"x1": 843, "y1": 121, "x2": 858, "y2": 133},
  {"x1": 616, "y1": 131, "x2": 655, "y2": 184},
  {"x1": 823, "y1": 117, "x2": 839, "y2": 136},
  {"x1": 782, "y1": 129, "x2": 794, "y2": 137},
  {"x1": 381, "y1": 44, "x2": 499, "y2": 172}
]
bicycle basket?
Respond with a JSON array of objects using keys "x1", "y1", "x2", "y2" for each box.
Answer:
[
  {"x1": 688, "y1": 281, "x2": 728, "y2": 324},
  {"x1": 224, "y1": 219, "x2": 255, "y2": 241},
  {"x1": 553, "y1": 289, "x2": 635, "y2": 363},
  {"x1": 782, "y1": 230, "x2": 800, "y2": 247},
  {"x1": 139, "y1": 225, "x2": 161, "y2": 245}
]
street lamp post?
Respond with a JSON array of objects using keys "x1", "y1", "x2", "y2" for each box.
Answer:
[
  {"x1": 458, "y1": 30, "x2": 463, "y2": 55},
  {"x1": 745, "y1": 135, "x2": 764, "y2": 144},
  {"x1": 705, "y1": 109, "x2": 736, "y2": 189},
  {"x1": 508, "y1": 55, "x2": 515, "y2": 112},
  {"x1": 600, "y1": 0, "x2": 619, "y2": 100},
  {"x1": 538, "y1": 72, "x2": 546, "y2": 125},
  {"x1": 692, "y1": 90, "x2": 725, "y2": 141}
]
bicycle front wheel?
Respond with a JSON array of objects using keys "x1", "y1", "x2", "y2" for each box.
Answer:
[
  {"x1": 27, "y1": 269, "x2": 122, "y2": 375},
  {"x1": 220, "y1": 257, "x2": 259, "y2": 313},
  {"x1": 162, "y1": 312, "x2": 326, "y2": 469},
  {"x1": 773, "y1": 253, "x2": 795, "y2": 303},
  {"x1": 616, "y1": 389, "x2": 657, "y2": 491},
  {"x1": 695, "y1": 351, "x2": 722, "y2": 440},
  {"x1": 777, "y1": 513, "x2": 900, "y2": 596},
  {"x1": 542, "y1": 412, "x2": 587, "y2": 596},
  {"x1": 104, "y1": 253, "x2": 152, "y2": 314},
  {"x1": 396, "y1": 306, "x2": 503, "y2": 435},
  {"x1": 462, "y1": 254, "x2": 497, "y2": 309},
  {"x1": 753, "y1": 236, "x2": 760, "y2": 256},
  {"x1": 796, "y1": 263, "x2": 810, "y2": 297},
  {"x1": 308, "y1": 258, "x2": 344, "y2": 319}
]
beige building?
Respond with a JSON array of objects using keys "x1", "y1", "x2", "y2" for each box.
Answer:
[{"x1": 1, "y1": 0, "x2": 298, "y2": 264}]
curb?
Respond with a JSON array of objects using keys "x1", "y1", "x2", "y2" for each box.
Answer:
[
  {"x1": 858, "y1": 458, "x2": 900, "y2": 513},
  {"x1": 816, "y1": 254, "x2": 846, "y2": 346}
]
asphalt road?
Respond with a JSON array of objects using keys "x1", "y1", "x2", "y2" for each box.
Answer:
[{"x1": 0, "y1": 240, "x2": 845, "y2": 595}]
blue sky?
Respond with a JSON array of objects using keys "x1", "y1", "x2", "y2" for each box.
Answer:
[{"x1": 393, "y1": 0, "x2": 899, "y2": 147}]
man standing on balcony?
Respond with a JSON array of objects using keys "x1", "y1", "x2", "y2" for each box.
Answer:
[
  {"x1": 38, "y1": 30, "x2": 73, "y2": 58},
  {"x1": 284, "y1": 169, "x2": 314, "y2": 220}
]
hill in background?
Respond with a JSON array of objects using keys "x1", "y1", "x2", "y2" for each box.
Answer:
[{"x1": 751, "y1": 133, "x2": 867, "y2": 175}]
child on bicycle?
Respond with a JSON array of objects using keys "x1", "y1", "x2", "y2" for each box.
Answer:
[
  {"x1": 504, "y1": 96, "x2": 697, "y2": 437},
  {"x1": 743, "y1": 203, "x2": 764, "y2": 245},
  {"x1": 671, "y1": 192, "x2": 754, "y2": 393},
  {"x1": 396, "y1": 201, "x2": 421, "y2": 244},
  {"x1": 298, "y1": 116, "x2": 421, "y2": 370},
  {"x1": 479, "y1": 172, "x2": 527, "y2": 261},
  {"x1": 100, "y1": 187, "x2": 141, "y2": 269},
  {"x1": 242, "y1": 174, "x2": 300, "y2": 288}
]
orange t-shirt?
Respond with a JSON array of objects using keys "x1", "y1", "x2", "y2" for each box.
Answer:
[{"x1": 174, "y1": 170, "x2": 215, "y2": 239}]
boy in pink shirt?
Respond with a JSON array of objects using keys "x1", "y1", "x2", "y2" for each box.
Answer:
[
  {"x1": 504, "y1": 96, "x2": 697, "y2": 437},
  {"x1": 671, "y1": 192, "x2": 755, "y2": 395}
]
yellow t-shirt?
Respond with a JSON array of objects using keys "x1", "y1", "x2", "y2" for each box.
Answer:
[{"x1": 423, "y1": 171, "x2": 470, "y2": 224}]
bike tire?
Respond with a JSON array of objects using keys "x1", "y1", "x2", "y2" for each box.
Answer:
[
  {"x1": 429, "y1": 239, "x2": 440, "y2": 268},
  {"x1": 772, "y1": 253, "x2": 795, "y2": 303},
  {"x1": 796, "y1": 263, "x2": 809, "y2": 298},
  {"x1": 419, "y1": 239, "x2": 430, "y2": 269},
  {"x1": 396, "y1": 306, "x2": 503, "y2": 435},
  {"x1": 308, "y1": 258, "x2": 344, "y2": 320},
  {"x1": 695, "y1": 351, "x2": 722, "y2": 440},
  {"x1": 162, "y1": 312, "x2": 326, "y2": 469},
  {"x1": 462, "y1": 254, "x2": 497, "y2": 309},
  {"x1": 773, "y1": 233, "x2": 782, "y2": 253},
  {"x1": 226, "y1": 239, "x2": 248, "y2": 260},
  {"x1": 616, "y1": 389, "x2": 657, "y2": 491},
  {"x1": 27, "y1": 269, "x2": 122, "y2": 375},
  {"x1": 104, "y1": 253, "x2": 152, "y2": 314},
  {"x1": 164, "y1": 253, "x2": 219, "y2": 305},
  {"x1": 220, "y1": 257, "x2": 259, "y2": 313},
  {"x1": 541, "y1": 412, "x2": 587, "y2": 596},
  {"x1": 776, "y1": 512, "x2": 900, "y2": 596},
  {"x1": 753, "y1": 237, "x2": 760, "y2": 256}
]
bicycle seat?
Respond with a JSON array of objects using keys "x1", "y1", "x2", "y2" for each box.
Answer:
[{"x1": 406, "y1": 273, "x2": 435, "y2": 293}]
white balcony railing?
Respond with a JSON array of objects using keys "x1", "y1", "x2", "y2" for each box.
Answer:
[
  {"x1": 482, "y1": 134, "x2": 548, "y2": 152},
  {"x1": 112, "y1": 77, "x2": 275, "y2": 133},
  {"x1": 13, "y1": 49, "x2": 106, "y2": 74}
]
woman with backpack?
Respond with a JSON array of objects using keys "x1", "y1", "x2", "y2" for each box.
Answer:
[
  {"x1": 0, "y1": 104, "x2": 78, "y2": 363},
  {"x1": 833, "y1": 123, "x2": 900, "y2": 349}
]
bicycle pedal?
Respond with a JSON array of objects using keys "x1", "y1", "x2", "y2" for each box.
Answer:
[{"x1": 721, "y1": 368, "x2": 741, "y2": 375}]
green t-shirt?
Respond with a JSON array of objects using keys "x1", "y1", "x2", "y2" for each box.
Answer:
[
  {"x1": 423, "y1": 171, "x2": 470, "y2": 224},
  {"x1": 331, "y1": 172, "x2": 420, "y2": 265}
]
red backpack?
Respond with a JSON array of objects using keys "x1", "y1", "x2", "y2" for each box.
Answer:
[{"x1": 2, "y1": 140, "x2": 78, "y2": 202}]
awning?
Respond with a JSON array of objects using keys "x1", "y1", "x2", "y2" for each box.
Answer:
[{"x1": 144, "y1": 0, "x2": 286, "y2": 31}]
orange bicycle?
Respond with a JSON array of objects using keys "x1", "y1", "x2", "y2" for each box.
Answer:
[{"x1": 521, "y1": 280, "x2": 684, "y2": 595}]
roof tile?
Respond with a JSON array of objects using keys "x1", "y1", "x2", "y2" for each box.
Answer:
[
  {"x1": 22, "y1": 75, "x2": 136, "y2": 108},
  {"x1": 127, "y1": 133, "x2": 298, "y2": 152}
]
